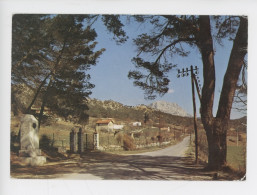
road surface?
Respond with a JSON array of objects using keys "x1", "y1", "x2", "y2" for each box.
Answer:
[
  {"x1": 12, "y1": 136, "x2": 217, "y2": 180},
  {"x1": 134, "y1": 136, "x2": 190, "y2": 157}
]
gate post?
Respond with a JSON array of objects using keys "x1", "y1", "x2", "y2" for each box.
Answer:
[
  {"x1": 70, "y1": 128, "x2": 77, "y2": 153},
  {"x1": 93, "y1": 132, "x2": 99, "y2": 150},
  {"x1": 77, "y1": 128, "x2": 84, "y2": 154}
]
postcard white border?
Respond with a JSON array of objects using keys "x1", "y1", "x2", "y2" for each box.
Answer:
[{"x1": 1, "y1": 0, "x2": 257, "y2": 195}]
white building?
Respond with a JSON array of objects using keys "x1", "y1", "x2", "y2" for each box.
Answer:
[
  {"x1": 113, "y1": 124, "x2": 124, "y2": 130},
  {"x1": 132, "y1": 122, "x2": 142, "y2": 126}
]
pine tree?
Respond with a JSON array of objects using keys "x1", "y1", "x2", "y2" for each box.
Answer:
[
  {"x1": 12, "y1": 14, "x2": 105, "y2": 127},
  {"x1": 127, "y1": 15, "x2": 247, "y2": 170}
]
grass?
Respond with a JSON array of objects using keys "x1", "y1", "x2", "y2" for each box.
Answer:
[
  {"x1": 196, "y1": 127, "x2": 246, "y2": 170},
  {"x1": 227, "y1": 145, "x2": 246, "y2": 170}
]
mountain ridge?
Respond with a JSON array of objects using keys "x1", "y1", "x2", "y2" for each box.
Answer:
[{"x1": 148, "y1": 101, "x2": 191, "y2": 117}]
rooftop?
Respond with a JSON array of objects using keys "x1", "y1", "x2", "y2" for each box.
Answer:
[{"x1": 96, "y1": 119, "x2": 114, "y2": 124}]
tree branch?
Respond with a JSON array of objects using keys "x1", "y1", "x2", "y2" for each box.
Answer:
[{"x1": 154, "y1": 37, "x2": 195, "y2": 65}]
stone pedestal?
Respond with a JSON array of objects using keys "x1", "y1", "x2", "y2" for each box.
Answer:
[
  {"x1": 19, "y1": 156, "x2": 46, "y2": 166},
  {"x1": 19, "y1": 149, "x2": 42, "y2": 157},
  {"x1": 19, "y1": 114, "x2": 46, "y2": 166}
]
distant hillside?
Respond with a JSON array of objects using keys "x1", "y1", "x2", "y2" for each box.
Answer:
[
  {"x1": 148, "y1": 101, "x2": 191, "y2": 117},
  {"x1": 10, "y1": 83, "x2": 246, "y2": 130},
  {"x1": 86, "y1": 98, "x2": 193, "y2": 126}
]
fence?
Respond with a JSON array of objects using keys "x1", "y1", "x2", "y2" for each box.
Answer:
[
  {"x1": 70, "y1": 128, "x2": 98, "y2": 153},
  {"x1": 39, "y1": 127, "x2": 188, "y2": 153}
]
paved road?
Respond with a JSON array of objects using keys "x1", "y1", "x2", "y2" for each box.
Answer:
[
  {"x1": 58, "y1": 137, "x2": 191, "y2": 180},
  {"x1": 134, "y1": 136, "x2": 190, "y2": 157}
]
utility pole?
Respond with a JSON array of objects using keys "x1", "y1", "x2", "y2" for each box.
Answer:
[{"x1": 177, "y1": 65, "x2": 201, "y2": 164}]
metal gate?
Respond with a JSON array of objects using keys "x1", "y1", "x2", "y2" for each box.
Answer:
[{"x1": 83, "y1": 133, "x2": 94, "y2": 151}]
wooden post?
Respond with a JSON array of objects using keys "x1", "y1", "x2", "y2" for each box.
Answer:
[{"x1": 190, "y1": 65, "x2": 198, "y2": 164}]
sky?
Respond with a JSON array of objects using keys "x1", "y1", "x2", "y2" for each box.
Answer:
[{"x1": 86, "y1": 16, "x2": 244, "y2": 119}]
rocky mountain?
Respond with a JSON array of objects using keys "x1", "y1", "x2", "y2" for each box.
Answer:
[{"x1": 148, "y1": 101, "x2": 191, "y2": 117}]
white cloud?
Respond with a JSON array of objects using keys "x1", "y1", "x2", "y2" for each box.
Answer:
[{"x1": 168, "y1": 89, "x2": 174, "y2": 94}]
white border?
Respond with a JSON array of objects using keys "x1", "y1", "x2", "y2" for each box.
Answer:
[{"x1": 1, "y1": 0, "x2": 257, "y2": 195}]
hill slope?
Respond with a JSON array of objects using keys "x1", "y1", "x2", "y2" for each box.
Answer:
[{"x1": 86, "y1": 98, "x2": 193, "y2": 126}]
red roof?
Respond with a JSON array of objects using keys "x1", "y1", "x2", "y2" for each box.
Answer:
[{"x1": 96, "y1": 119, "x2": 113, "y2": 124}]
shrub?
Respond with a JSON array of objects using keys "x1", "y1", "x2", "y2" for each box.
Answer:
[
  {"x1": 116, "y1": 133, "x2": 123, "y2": 144},
  {"x1": 40, "y1": 134, "x2": 52, "y2": 150},
  {"x1": 123, "y1": 134, "x2": 135, "y2": 151}
]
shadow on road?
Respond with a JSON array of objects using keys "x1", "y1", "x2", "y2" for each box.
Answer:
[
  {"x1": 11, "y1": 151, "x2": 214, "y2": 180},
  {"x1": 78, "y1": 151, "x2": 212, "y2": 180}
]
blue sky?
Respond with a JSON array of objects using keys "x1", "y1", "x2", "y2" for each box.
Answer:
[{"x1": 87, "y1": 16, "x2": 245, "y2": 119}]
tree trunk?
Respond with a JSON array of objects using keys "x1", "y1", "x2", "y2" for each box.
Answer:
[
  {"x1": 26, "y1": 73, "x2": 51, "y2": 113},
  {"x1": 38, "y1": 76, "x2": 54, "y2": 128},
  {"x1": 198, "y1": 16, "x2": 217, "y2": 169},
  {"x1": 199, "y1": 16, "x2": 248, "y2": 170},
  {"x1": 205, "y1": 118, "x2": 228, "y2": 170},
  {"x1": 210, "y1": 16, "x2": 247, "y2": 170}
]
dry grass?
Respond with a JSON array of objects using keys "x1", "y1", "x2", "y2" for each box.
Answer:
[{"x1": 196, "y1": 128, "x2": 246, "y2": 178}]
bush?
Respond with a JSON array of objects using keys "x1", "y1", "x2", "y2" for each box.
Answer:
[
  {"x1": 116, "y1": 133, "x2": 123, "y2": 144},
  {"x1": 40, "y1": 134, "x2": 52, "y2": 150},
  {"x1": 123, "y1": 134, "x2": 135, "y2": 151}
]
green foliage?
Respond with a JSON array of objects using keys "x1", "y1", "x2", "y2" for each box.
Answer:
[
  {"x1": 128, "y1": 15, "x2": 199, "y2": 99},
  {"x1": 12, "y1": 14, "x2": 49, "y2": 85},
  {"x1": 101, "y1": 15, "x2": 128, "y2": 44},
  {"x1": 11, "y1": 14, "x2": 105, "y2": 125},
  {"x1": 128, "y1": 57, "x2": 174, "y2": 100}
]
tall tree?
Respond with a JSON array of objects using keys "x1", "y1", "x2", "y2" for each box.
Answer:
[
  {"x1": 12, "y1": 15, "x2": 105, "y2": 127},
  {"x1": 128, "y1": 15, "x2": 247, "y2": 170}
]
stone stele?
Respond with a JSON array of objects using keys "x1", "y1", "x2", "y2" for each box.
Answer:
[{"x1": 19, "y1": 114, "x2": 46, "y2": 166}]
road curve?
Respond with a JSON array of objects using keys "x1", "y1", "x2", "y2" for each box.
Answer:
[{"x1": 135, "y1": 136, "x2": 190, "y2": 157}]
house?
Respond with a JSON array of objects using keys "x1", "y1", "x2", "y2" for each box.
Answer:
[
  {"x1": 96, "y1": 119, "x2": 114, "y2": 132},
  {"x1": 113, "y1": 124, "x2": 124, "y2": 130},
  {"x1": 132, "y1": 122, "x2": 142, "y2": 126},
  {"x1": 160, "y1": 127, "x2": 170, "y2": 132}
]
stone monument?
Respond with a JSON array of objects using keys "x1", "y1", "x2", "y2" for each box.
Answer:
[{"x1": 19, "y1": 114, "x2": 46, "y2": 166}]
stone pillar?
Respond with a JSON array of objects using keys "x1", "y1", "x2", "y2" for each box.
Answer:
[
  {"x1": 19, "y1": 114, "x2": 46, "y2": 166},
  {"x1": 70, "y1": 128, "x2": 77, "y2": 153},
  {"x1": 93, "y1": 132, "x2": 99, "y2": 150},
  {"x1": 77, "y1": 128, "x2": 84, "y2": 154}
]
